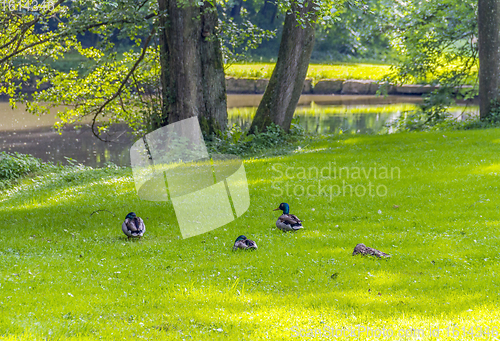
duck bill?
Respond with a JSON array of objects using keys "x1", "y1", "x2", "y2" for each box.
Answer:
[{"x1": 273, "y1": 208, "x2": 280, "y2": 211}]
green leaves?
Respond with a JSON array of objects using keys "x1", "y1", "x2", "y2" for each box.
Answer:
[
  {"x1": 1, "y1": 0, "x2": 160, "y2": 138},
  {"x1": 219, "y1": 4, "x2": 276, "y2": 65},
  {"x1": 379, "y1": 0, "x2": 478, "y2": 123},
  {"x1": 0, "y1": 152, "x2": 47, "y2": 183}
]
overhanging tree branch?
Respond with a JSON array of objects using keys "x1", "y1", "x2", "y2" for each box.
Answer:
[
  {"x1": 90, "y1": 27, "x2": 155, "y2": 141},
  {"x1": 0, "y1": 13, "x2": 157, "y2": 64}
]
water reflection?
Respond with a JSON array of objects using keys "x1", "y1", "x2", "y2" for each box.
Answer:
[
  {"x1": 227, "y1": 104, "x2": 413, "y2": 135},
  {"x1": 0, "y1": 97, "x2": 478, "y2": 167},
  {"x1": 0, "y1": 124, "x2": 133, "y2": 167}
]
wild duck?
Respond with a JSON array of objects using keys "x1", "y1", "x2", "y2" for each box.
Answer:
[
  {"x1": 122, "y1": 212, "x2": 145, "y2": 239},
  {"x1": 232, "y1": 235, "x2": 258, "y2": 251},
  {"x1": 274, "y1": 203, "x2": 303, "y2": 232}
]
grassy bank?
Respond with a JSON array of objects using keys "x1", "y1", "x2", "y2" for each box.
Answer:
[
  {"x1": 225, "y1": 62, "x2": 393, "y2": 82},
  {"x1": 50, "y1": 55, "x2": 393, "y2": 82},
  {"x1": 1, "y1": 128, "x2": 500, "y2": 340}
]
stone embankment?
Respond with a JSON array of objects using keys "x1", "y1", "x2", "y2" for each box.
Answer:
[
  {"x1": 225, "y1": 77, "x2": 471, "y2": 96},
  {"x1": 4, "y1": 78, "x2": 471, "y2": 99}
]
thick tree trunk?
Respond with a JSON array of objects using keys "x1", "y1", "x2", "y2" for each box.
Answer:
[
  {"x1": 157, "y1": 0, "x2": 227, "y2": 134},
  {"x1": 478, "y1": 0, "x2": 500, "y2": 120},
  {"x1": 157, "y1": 0, "x2": 170, "y2": 129},
  {"x1": 199, "y1": 3, "x2": 228, "y2": 135},
  {"x1": 249, "y1": 2, "x2": 317, "y2": 133}
]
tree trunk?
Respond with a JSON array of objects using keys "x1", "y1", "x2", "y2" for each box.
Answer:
[
  {"x1": 199, "y1": 3, "x2": 228, "y2": 135},
  {"x1": 478, "y1": 0, "x2": 500, "y2": 120},
  {"x1": 249, "y1": 2, "x2": 317, "y2": 134},
  {"x1": 157, "y1": 0, "x2": 170, "y2": 129},
  {"x1": 157, "y1": 0, "x2": 227, "y2": 134}
]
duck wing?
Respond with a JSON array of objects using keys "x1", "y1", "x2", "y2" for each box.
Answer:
[
  {"x1": 132, "y1": 217, "x2": 145, "y2": 234},
  {"x1": 122, "y1": 220, "x2": 134, "y2": 237},
  {"x1": 279, "y1": 214, "x2": 301, "y2": 225},
  {"x1": 233, "y1": 239, "x2": 257, "y2": 250},
  {"x1": 244, "y1": 239, "x2": 258, "y2": 249},
  {"x1": 134, "y1": 217, "x2": 145, "y2": 232},
  {"x1": 122, "y1": 217, "x2": 145, "y2": 237},
  {"x1": 233, "y1": 240, "x2": 246, "y2": 251},
  {"x1": 125, "y1": 218, "x2": 138, "y2": 231}
]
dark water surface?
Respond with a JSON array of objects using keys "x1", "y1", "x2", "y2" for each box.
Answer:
[{"x1": 0, "y1": 95, "x2": 476, "y2": 167}]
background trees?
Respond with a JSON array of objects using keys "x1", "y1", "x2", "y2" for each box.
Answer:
[
  {"x1": 2, "y1": 0, "x2": 499, "y2": 138},
  {"x1": 1, "y1": 0, "x2": 281, "y2": 137},
  {"x1": 1, "y1": 0, "x2": 160, "y2": 138}
]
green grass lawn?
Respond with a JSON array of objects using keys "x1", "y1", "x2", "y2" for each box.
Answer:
[
  {"x1": 46, "y1": 55, "x2": 476, "y2": 85},
  {"x1": 50, "y1": 55, "x2": 393, "y2": 82},
  {"x1": 225, "y1": 63, "x2": 394, "y2": 82},
  {"x1": 1, "y1": 128, "x2": 500, "y2": 340}
]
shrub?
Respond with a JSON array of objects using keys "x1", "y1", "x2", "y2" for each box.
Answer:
[{"x1": 0, "y1": 152, "x2": 47, "y2": 181}]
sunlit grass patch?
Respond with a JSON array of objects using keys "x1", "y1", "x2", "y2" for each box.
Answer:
[
  {"x1": 225, "y1": 61, "x2": 479, "y2": 86},
  {"x1": 225, "y1": 62, "x2": 394, "y2": 82},
  {"x1": 1, "y1": 128, "x2": 500, "y2": 339}
]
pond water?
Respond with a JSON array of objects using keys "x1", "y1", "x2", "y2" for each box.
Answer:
[{"x1": 0, "y1": 95, "x2": 478, "y2": 167}]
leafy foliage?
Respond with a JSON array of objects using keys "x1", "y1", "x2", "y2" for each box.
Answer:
[
  {"x1": 0, "y1": 0, "x2": 290, "y2": 138},
  {"x1": 0, "y1": 151, "x2": 124, "y2": 190},
  {"x1": 219, "y1": 8, "x2": 276, "y2": 66},
  {"x1": 0, "y1": 152, "x2": 47, "y2": 181},
  {"x1": 0, "y1": 152, "x2": 50, "y2": 189},
  {"x1": 313, "y1": 0, "x2": 393, "y2": 61},
  {"x1": 382, "y1": 0, "x2": 478, "y2": 120},
  {"x1": 1, "y1": 0, "x2": 159, "y2": 139}
]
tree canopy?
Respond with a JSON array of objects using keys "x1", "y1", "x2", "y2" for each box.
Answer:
[{"x1": 1, "y1": 0, "x2": 495, "y2": 137}]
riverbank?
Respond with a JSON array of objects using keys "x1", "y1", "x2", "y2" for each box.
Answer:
[
  {"x1": 225, "y1": 77, "x2": 469, "y2": 95},
  {"x1": 2, "y1": 62, "x2": 477, "y2": 98},
  {"x1": 8, "y1": 77, "x2": 470, "y2": 97},
  {"x1": 0, "y1": 98, "x2": 480, "y2": 167},
  {"x1": 1, "y1": 128, "x2": 499, "y2": 339},
  {"x1": 225, "y1": 62, "x2": 475, "y2": 95}
]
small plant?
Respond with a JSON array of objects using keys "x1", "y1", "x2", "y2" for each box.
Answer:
[
  {"x1": 289, "y1": 116, "x2": 305, "y2": 136},
  {"x1": 484, "y1": 99, "x2": 500, "y2": 124}
]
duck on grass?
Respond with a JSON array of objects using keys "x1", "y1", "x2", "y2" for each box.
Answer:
[
  {"x1": 274, "y1": 203, "x2": 303, "y2": 232},
  {"x1": 122, "y1": 212, "x2": 145, "y2": 239},
  {"x1": 232, "y1": 235, "x2": 258, "y2": 251}
]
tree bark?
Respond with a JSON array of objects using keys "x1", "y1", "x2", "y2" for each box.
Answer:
[
  {"x1": 249, "y1": 2, "x2": 317, "y2": 133},
  {"x1": 157, "y1": 0, "x2": 227, "y2": 134},
  {"x1": 478, "y1": 0, "x2": 500, "y2": 120},
  {"x1": 199, "y1": 3, "x2": 228, "y2": 135}
]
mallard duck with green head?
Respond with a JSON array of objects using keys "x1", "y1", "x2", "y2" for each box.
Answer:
[
  {"x1": 274, "y1": 203, "x2": 303, "y2": 232},
  {"x1": 122, "y1": 212, "x2": 145, "y2": 239},
  {"x1": 232, "y1": 235, "x2": 258, "y2": 251}
]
